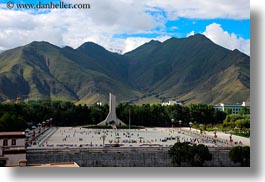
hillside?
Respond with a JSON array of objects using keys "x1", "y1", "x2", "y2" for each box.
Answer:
[
  {"x1": 0, "y1": 34, "x2": 250, "y2": 104},
  {"x1": 0, "y1": 42, "x2": 140, "y2": 104},
  {"x1": 125, "y1": 34, "x2": 250, "y2": 104}
]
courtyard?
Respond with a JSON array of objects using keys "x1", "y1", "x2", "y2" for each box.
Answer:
[{"x1": 28, "y1": 127, "x2": 250, "y2": 149}]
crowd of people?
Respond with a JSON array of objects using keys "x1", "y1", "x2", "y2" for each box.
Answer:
[{"x1": 28, "y1": 127, "x2": 245, "y2": 149}]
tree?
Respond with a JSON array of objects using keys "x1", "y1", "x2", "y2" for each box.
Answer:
[
  {"x1": 0, "y1": 101, "x2": 233, "y2": 130},
  {"x1": 229, "y1": 146, "x2": 250, "y2": 167},
  {"x1": 190, "y1": 144, "x2": 212, "y2": 166},
  {"x1": 189, "y1": 104, "x2": 215, "y2": 124},
  {"x1": 168, "y1": 142, "x2": 193, "y2": 166},
  {"x1": 0, "y1": 112, "x2": 27, "y2": 131},
  {"x1": 225, "y1": 108, "x2": 232, "y2": 115},
  {"x1": 240, "y1": 107, "x2": 250, "y2": 115},
  {"x1": 223, "y1": 114, "x2": 250, "y2": 131},
  {"x1": 213, "y1": 110, "x2": 226, "y2": 123},
  {"x1": 168, "y1": 142, "x2": 212, "y2": 166}
]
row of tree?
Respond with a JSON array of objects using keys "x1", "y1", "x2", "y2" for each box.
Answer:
[
  {"x1": 0, "y1": 100, "x2": 228, "y2": 131},
  {"x1": 117, "y1": 103, "x2": 227, "y2": 127}
]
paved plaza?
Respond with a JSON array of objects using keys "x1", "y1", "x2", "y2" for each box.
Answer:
[{"x1": 28, "y1": 127, "x2": 250, "y2": 149}]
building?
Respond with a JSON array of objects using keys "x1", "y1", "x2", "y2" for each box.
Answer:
[
  {"x1": 161, "y1": 100, "x2": 184, "y2": 106},
  {"x1": 0, "y1": 132, "x2": 26, "y2": 167},
  {"x1": 214, "y1": 102, "x2": 250, "y2": 114}
]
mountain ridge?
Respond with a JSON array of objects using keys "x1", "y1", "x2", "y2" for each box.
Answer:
[
  {"x1": 0, "y1": 34, "x2": 250, "y2": 105},
  {"x1": 124, "y1": 34, "x2": 249, "y2": 104}
]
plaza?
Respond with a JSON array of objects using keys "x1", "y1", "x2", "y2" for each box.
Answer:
[{"x1": 28, "y1": 127, "x2": 250, "y2": 149}]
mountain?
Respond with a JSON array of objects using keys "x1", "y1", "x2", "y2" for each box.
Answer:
[
  {"x1": 76, "y1": 42, "x2": 129, "y2": 84},
  {"x1": 0, "y1": 41, "x2": 140, "y2": 104},
  {"x1": 125, "y1": 34, "x2": 250, "y2": 104},
  {"x1": 0, "y1": 34, "x2": 250, "y2": 104}
]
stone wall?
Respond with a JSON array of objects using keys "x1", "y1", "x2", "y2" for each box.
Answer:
[{"x1": 26, "y1": 148, "x2": 240, "y2": 167}]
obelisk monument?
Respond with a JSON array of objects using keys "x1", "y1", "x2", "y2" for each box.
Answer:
[{"x1": 97, "y1": 93, "x2": 126, "y2": 126}]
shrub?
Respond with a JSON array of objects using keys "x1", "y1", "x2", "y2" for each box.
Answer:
[
  {"x1": 229, "y1": 146, "x2": 250, "y2": 167},
  {"x1": 168, "y1": 142, "x2": 212, "y2": 167}
]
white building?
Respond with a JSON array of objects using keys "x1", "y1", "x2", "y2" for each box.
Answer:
[
  {"x1": 161, "y1": 100, "x2": 183, "y2": 106},
  {"x1": 0, "y1": 132, "x2": 26, "y2": 167},
  {"x1": 214, "y1": 102, "x2": 250, "y2": 114}
]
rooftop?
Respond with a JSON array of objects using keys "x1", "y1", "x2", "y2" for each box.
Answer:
[
  {"x1": 27, "y1": 162, "x2": 79, "y2": 167},
  {"x1": 8, "y1": 161, "x2": 79, "y2": 167},
  {"x1": 0, "y1": 132, "x2": 25, "y2": 139}
]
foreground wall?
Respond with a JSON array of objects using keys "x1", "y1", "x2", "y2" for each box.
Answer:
[{"x1": 26, "y1": 148, "x2": 240, "y2": 167}]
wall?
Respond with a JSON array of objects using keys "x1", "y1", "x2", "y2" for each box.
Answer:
[
  {"x1": 5, "y1": 153, "x2": 26, "y2": 166},
  {"x1": 0, "y1": 138, "x2": 25, "y2": 147},
  {"x1": 0, "y1": 137, "x2": 26, "y2": 166},
  {"x1": 15, "y1": 138, "x2": 25, "y2": 147},
  {"x1": 26, "y1": 148, "x2": 240, "y2": 167}
]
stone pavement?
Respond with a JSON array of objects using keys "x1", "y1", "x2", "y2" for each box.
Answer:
[{"x1": 28, "y1": 127, "x2": 250, "y2": 149}]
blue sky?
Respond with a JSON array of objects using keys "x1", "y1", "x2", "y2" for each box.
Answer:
[
  {"x1": 0, "y1": 0, "x2": 250, "y2": 55},
  {"x1": 114, "y1": 18, "x2": 250, "y2": 39}
]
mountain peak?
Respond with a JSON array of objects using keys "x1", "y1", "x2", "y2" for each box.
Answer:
[
  {"x1": 192, "y1": 33, "x2": 206, "y2": 38},
  {"x1": 29, "y1": 41, "x2": 56, "y2": 46},
  {"x1": 163, "y1": 34, "x2": 211, "y2": 46},
  {"x1": 149, "y1": 39, "x2": 161, "y2": 44},
  {"x1": 25, "y1": 41, "x2": 60, "y2": 51},
  {"x1": 62, "y1": 46, "x2": 74, "y2": 50},
  {"x1": 77, "y1": 42, "x2": 106, "y2": 51},
  {"x1": 184, "y1": 34, "x2": 211, "y2": 43}
]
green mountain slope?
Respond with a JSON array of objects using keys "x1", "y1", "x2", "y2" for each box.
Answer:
[
  {"x1": 0, "y1": 34, "x2": 250, "y2": 104},
  {"x1": 0, "y1": 41, "x2": 140, "y2": 104},
  {"x1": 125, "y1": 34, "x2": 250, "y2": 104},
  {"x1": 76, "y1": 42, "x2": 129, "y2": 83}
]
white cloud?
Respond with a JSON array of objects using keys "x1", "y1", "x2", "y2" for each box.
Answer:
[
  {"x1": 83, "y1": 36, "x2": 170, "y2": 54},
  {"x1": 0, "y1": 0, "x2": 161, "y2": 52},
  {"x1": 186, "y1": 31, "x2": 195, "y2": 37},
  {"x1": 0, "y1": 0, "x2": 249, "y2": 53},
  {"x1": 145, "y1": 0, "x2": 249, "y2": 20},
  {"x1": 202, "y1": 23, "x2": 250, "y2": 55}
]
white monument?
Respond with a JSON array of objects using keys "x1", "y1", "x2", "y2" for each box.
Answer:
[{"x1": 97, "y1": 93, "x2": 126, "y2": 126}]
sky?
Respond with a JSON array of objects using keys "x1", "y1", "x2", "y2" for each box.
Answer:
[{"x1": 0, "y1": 0, "x2": 250, "y2": 55}]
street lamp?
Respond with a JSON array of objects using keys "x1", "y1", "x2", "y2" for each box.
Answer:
[
  {"x1": 42, "y1": 121, "x2": 46, "y2": 127},
  {"x1": 37, "y1": 123, "x2": 42, "y2": 127},
  {"x1": 24, "y1": 128, "x2": 30, "y2": 139},
  {"x1": 37, "y1": 123, "x2": 42, "y2": 133},
  {"x1": 31, "y1": 125, "x2": 36, "y2": 138},
  {"x1": 189, "y1": 122, "x2": 193, "y2": 131},
  {"x1": 171, "y1": 118, "x2": 174, "y2": 128},
  {"x1": 45, "y1": 118, "x2": 53, "y2": 127},
  {"x1": 179, "y1": 120, "x2": 182, "y2": 130}
]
